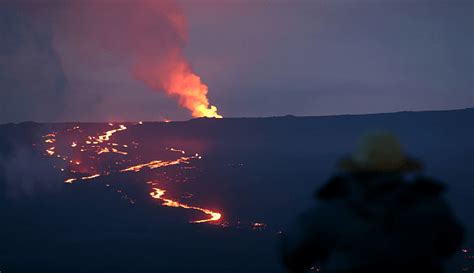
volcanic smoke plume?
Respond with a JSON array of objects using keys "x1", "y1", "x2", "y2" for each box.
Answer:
[{"x1": 55, "y1": 0, "x2": 221, "y2": 118}]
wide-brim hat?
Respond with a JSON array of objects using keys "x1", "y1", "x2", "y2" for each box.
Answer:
[{"x1": 339, "y1": 132, "x2": 422, "y2": 173}]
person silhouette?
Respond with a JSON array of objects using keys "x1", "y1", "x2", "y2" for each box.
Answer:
[{"x1": 280, "y1": 132, "x2": 464, "y2": 273}]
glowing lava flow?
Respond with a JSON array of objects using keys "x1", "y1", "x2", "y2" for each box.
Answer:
[
  {"x1": 120, "y1": 154, "x2": 199, "y2": 173},
  {"x1": 64, "y1": 173, "x2": 103, "y2": 184},
  {"x1": 64, "y1": 178, "x2": 77, "y2": 184},
  {"x1": 96, "y1": 124, "x2": 127, "y2": 143},
  {"x1": 169, "y1": 147, "x2": 185, "y2": 154},
  {"x1": 43, "y1": 133, "x2": 57, "y2": 156},
  {"x1": 81, "y1": 173, "x2": 101, "y2": 180},
  {"x1": 150, "y1": 188, "x2": 221, "y2": 223},
  {"x1": 97, "y1": 147, "x2": 128, "y2": 155},
  {"x1": 39, "y1": 123, "x2": 223, "y2": 225}
]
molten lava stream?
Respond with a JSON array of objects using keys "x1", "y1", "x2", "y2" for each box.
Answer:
[
  {"x1": 41, "y1": 124, "x2": 223, "y2": 225},
  {"x1": 96, "y1": 124, "x2": 127, "y2": 143},
  {"x1": 119, "y1": 154, "x2": 199, "y2": 173},
  {"x1": 150, "y1": 188, "x2": 221, "y2": 224}
]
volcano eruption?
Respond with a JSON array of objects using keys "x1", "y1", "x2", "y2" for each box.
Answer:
[
  {"x1": 1, "y1": 0, "x2": 472, "y2": 272},
  {"x1": 27, "y1": 0, "x2": 222, "y2": 119},
  {"x1": 1, "y1": 109, "x2": 473, "y2": 273}
]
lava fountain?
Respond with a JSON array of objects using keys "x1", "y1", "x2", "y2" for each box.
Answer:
[{"x1": 56, "y1": 0, "x2": 222, "y2": 119}]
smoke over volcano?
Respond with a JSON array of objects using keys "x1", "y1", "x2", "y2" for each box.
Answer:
[
  {"x1": 0, "y1": 0, "x2": 220, "y2": 120},
  {"x1": 53, "y1": 0, "x2": 221, "y2": 118}
]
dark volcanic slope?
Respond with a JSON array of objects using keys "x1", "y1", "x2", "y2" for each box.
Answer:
[{"x1": 0, "y1": 108, "x2": 473, "y2": 273}]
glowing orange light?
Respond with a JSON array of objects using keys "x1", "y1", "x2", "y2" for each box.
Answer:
[
  {"x1": 150, "y1": 188, "x2": 221, "y2": 223},
  {"x1": 64, "y1": 178, "x2": 77, "y2": 184},
  {"x1": 46, "y1": 147, "x2": 55, "y2": 156},
  {"x1": 40, "y1": 124, "x2": 222, "y2": 225},
  {"x1": 252, "y1": 222, "x2": 267, "y2": 230},
  {"x1": 96, "y1": 125, "x2": 127, "y2": 143},
  {"x1": 97, "y1": 147, "x2": 110, "y2": 154},
  {"x1": 111, "y1": 148, "x2": 128, "y2": 155},
  {"x1": 81, "y1": 173, "x2": 101, "y2": 180},
  {"x1": 162, "y1": 63, "x2": 222, "y2": 118},
  {"x1": 120, "y1": 155, "x2": 197, "y2": 173},
  {"x1": 169, "y1": 147, "x2": 185, "y2": 154}
]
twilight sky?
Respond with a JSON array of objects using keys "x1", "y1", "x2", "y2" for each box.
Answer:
[{"x1": 0, "y1": 0, "x2": 473, "y2": 123}]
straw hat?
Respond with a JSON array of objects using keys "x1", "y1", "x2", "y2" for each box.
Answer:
[{"x1": 339, "y1": 132, "x2": 422, "y2": 172}]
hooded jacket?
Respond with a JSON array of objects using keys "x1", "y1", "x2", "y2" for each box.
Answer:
[{"x1": 280, "y1": 173, "x2": 464, "y2": 273}]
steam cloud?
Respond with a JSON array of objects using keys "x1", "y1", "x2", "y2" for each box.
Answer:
[
  {"x1": 54, "y1": 0, "x2": 221, "y2": 118},
  {"x1": 0, "y1": 141, "x2": 60, "y2": 200}
]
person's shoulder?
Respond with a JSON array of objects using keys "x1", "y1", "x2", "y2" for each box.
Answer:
[
  {"x1": 407, "y1": 175, "x2": 445, "y2": 196},
  {"x1": 315, "y1": 174, "x2": 351, "y2": 200},
  {"x1": 397, "y1": 175, "x2": 446, "y2": 206}
]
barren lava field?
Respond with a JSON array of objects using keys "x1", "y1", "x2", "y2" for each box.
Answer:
[{"x1": 1, "y1": 108, "x2": 473, "y2": 272}]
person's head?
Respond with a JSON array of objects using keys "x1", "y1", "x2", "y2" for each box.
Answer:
[{"x1": 340, "y1": 132, "x2": 422, "y2": 174}]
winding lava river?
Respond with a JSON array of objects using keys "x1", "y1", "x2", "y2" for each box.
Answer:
[{"x1": 39, "y1": 122, "x2": 222, "y2": 224}]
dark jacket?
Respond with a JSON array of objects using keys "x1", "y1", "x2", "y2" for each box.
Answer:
[{"x1": 280, "y1": 173, "x2": 464, "y2": 273}]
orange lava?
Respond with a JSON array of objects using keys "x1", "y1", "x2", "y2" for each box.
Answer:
[
  {"x1": 120, "y1": 154, "x2": 198, "y2": 173},
  {"x1": 164, "y1": 63, "x2": 222, "y2": 118},
  {"x1": 64, "y1": 178, "x2": 77, "y2": 184},
  {"x1": 169, "y1": 147, "x2": 185, "y2": 154},
  {"x1": 150, "y1": 188, "x2": 221, "y2": 223},
  {"x1": 96, "y1": 124, "x2": 127, "y2": 143},
  {"x1": 81, "y1": 173, "x2": 101, "y2": 180},
  {"x1": 46, "y1": 147, "x2": 55, "y2": 156},
  {"x1": 41, "y1": 124, "x2": 223, "y2": 224},
  {"x1": 97, "y1": 147, "x2": 128, "y2": 155}
]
